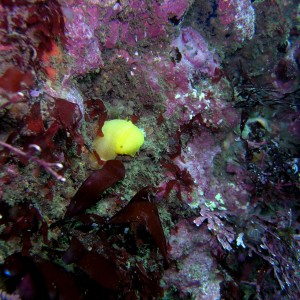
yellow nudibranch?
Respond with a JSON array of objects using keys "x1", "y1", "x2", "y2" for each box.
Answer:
[{"x1": 93, "y1": 119, "x2": 145, "y2": 161}]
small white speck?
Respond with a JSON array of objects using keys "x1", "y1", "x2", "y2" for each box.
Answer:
[
  {"x1": 199, "y1": 92, "x2": 205, "y2": 101},
  {"x1": 29, "y1": 144, "x2": 41, "y2": 152},
  {"x1": 113, "y1": 3, "x2": 120, "y2": 10},
  {"x1": 236, "y1": 233, "x2": 246, "y2": 248},
  {"x1": 55, "y1": 163, "x2": 64, "y2": 170}
]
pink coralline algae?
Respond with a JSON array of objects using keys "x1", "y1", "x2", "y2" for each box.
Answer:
[
  {"x1": 105, "y1": 38, "x2": 224, "y2": 125},
  {"x1": 172, "y1": 130, "x2": 249, "y2": 212},
  {"x1": 163, "y1": 220, "x2": 222, "y2": 300},
  {"x1": 174, "y1": 131, "x2": 222, "y2": 205},
  {"x1": 172, "y1": 27, "x2": 219, "y2": 77},
  {"x1": 61, "y1": 0, "x2": 191, "y2": 76},
  {"x1": 161, "y1": 0, "x2": 191, "y2": 22},
  {"x1": 135, "y1": 26, "x2": 223, "y2": 124},
  {"x1": 62, "y1": 3, "x2": 103, "y2": 75},
  {"x1": 218, "y1": 0, "x2": 256, "y2": 42}
]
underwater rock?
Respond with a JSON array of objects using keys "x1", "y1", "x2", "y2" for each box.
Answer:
[
  {"x1": 172, "y1": 27, "x2": 219, "y2": 76},
  {"x1": 218, "y1": 0, "x2": 255, "y2": 42}
]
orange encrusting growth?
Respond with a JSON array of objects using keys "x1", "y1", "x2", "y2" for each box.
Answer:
[{"x1": 41, "y1": 40, "x2": 63, "y2": 81}]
